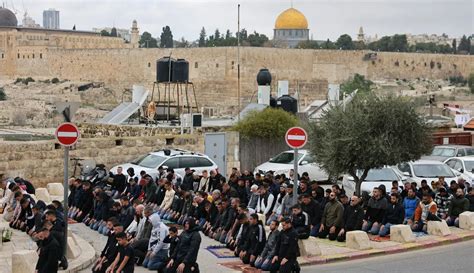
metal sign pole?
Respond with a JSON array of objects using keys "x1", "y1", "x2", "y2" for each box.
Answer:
[
  {"x1": 293, "y1": 148, "x2": 298, "y2": 204},
  {"x1": 63, "y1": 146, "x2": 69, "y2": 256}
]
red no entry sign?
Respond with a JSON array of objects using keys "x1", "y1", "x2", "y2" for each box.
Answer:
[
  {"x1": 285, "y1": 127, "x2": 308, "y2": 149},
  {"x1": 55, "y1": 123, "x2": 80, "y2": 146}
]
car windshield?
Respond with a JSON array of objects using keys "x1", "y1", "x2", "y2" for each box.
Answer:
[
  {"x1": 269, "y1": 152, "x2": 304, "y2": 164},
  {"x1": 358, "y1": 168, "x2": 398, "y2": 181},
  {"x1": 131, "y1": 154, "x2": 166, "y2": 169},
  {"x1": 465, "y1": 161, "x2": 474, "y2": 172},
  {"x1": 413, "y1": 164, "x2": 455, "y2": 178},
  {"x1": 431, "y1": 147, "x2": 456, "y2": 157}
]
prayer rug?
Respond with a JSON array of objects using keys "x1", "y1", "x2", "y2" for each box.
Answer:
[{"x1": 206, "y1": 245, "x2": 237, "y2": 258}]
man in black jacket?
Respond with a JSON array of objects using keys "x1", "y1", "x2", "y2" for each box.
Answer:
[
  {"x1": 300, "y1": 194, "x2": 321, "y2": 237},
  {"x1": 362, "y1": 187, "x2": 388, "y2": 235},
  {"x1": 270, "y1": 217, "x2": 300, "y2": 273},
  {"x1": 93, "y1": 218, "x2": 121, "y2": 273},
  {"x1": 235, "y1": 213, "x2": 250, "y2": 258},
  {"x1": 165, "y1": 217, "x2": 201, "y2": 273},
  {"x1": 379, "y1": 193, "x2": 405, "y2": 237},
  {"x1": 181, "y1": 168, "x2": 195, "y2": 192},
  {"x1": 241, "y1": 213, "x2": 266, "y2": 266},
  {"x1": 291, "y1": 204, "x2": 310, "y2": 239},
  {"x1": 74, "y1": 181, "x2": 94, "y2": 222},
  {"x1": 111, "y1": 167, "x2": 127, "y2": 199},
  {"x1": 337, "y1": 195, "x2": 364, "y2": 242},
  {"x1": 35, "y1": 226, "x2": 61, "y2": 273}
]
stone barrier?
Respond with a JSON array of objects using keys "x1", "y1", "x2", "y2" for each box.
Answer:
[
  {"x1": 12, "y1": 250, "x2": 38, "y2": 273},
  {"x1": 47, "y1": 183, "x2": 64, "y2": 196},
  {"x1": 459, "y1": 211, "x2": 474, "y2": 231},
  {"x1": 427, "y1": 220, "x2": 451, "y2": 236},
  {"x1": 35, "y1": 188, "x2": 51, "y2": 204},
  {"x1": 390, "y1": 225, "x2": 415, "y2": 243},
  {"x1": 346, "y1": 231, "x2": 372, "y2": 250},
  {"x1": 298, "y1": 237, "x2": 321, "y2": 257}
]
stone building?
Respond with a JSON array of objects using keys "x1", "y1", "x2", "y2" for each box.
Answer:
[{"x1": 273, "y1": 7, "x2": 309, "y2": 48}]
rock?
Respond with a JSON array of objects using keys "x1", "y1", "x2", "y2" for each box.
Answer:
[
  {"x1": 67, "y1": 235, "x2": 82, "y2": 259},
  {"x1": 298, "y1": 237, "x2": 321, "y2": 257},
  {"x1": 35, "y1": 188, "x2": 51, "y2": 203},
  {"x1": 459, "y1": 211, "x2": 474, "y2": 231},
  {"x1": 427, "y1": 220, "x2": 451, "y2": 236},
  {"x1": 390, "y1": 224, "x2": 415, "y2": 243},
  {"x1": 346, "y1": 231, "x2": 372, "y2": 250},
  {"x1": 46, "y1": 183, "x2": 64, "y2": 196},
  {"x1": 12, "y1": 250, "x2": 38, "y2": 273}
]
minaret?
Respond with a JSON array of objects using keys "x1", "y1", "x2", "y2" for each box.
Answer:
[
  {"x1": 130, "y1": 20, "x2": 139, "y2": 48},
  {"x1": 357, "y1": 26, "x2": 365, "y2": 42}
]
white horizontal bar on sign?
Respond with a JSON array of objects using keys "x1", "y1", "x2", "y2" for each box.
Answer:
[
  {"x1": 57, "y1": 132, "x2": 78, "y2": 137},
  {"x1": 287, "y1": 135, "x2": 306, "y2": 140}
]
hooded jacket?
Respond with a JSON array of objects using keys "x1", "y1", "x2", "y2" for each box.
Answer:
[
  {"x1": 382, "y1": 202, "x2": 405, "y2": 225},
  {"x1": 172, "y1": 221, "x2": 201, "y2": 264},
  {"x1": 148, "y1": 214, "x2": 170, "y2": 255},
  {"x1": 448, "y1": 195, "x2": 469, "y2": 217},
  {"x1": 364, "y1": 196, "x2": 388, "y2": 223}
]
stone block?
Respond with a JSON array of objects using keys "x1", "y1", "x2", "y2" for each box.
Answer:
[
  {"x1": 12, "y1": 250, "x2": 38, "y2": 273},
  {"x1": 46, "y1": 183, "x2": 64, "y2": 196},
  {"x1": 257, "y1": 213, "x2": 266, "y2": 225},
  {"x1": 298, "y1": 237, "x2": 321, "y2": 257},
  {"x1": 459, "y1": 211, "x2": 474, "y2": 231},
  {"x1": 35, "y1": 188, "x2": 51, "y2": 203},
  {"x1": 427, "y1": 220, "x2": 451, "y2": 236},
  {"x1": 390, "y1": 224, "x2": 415, "y2": 243},
  {"x1": 346, "y1": 231, "x2": 372, "y2": 250},
  {"x1": 67, "y1": 236, "x2": 82, "y2": 259}
]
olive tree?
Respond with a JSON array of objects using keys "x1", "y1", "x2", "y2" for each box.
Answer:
[{"x1": 308, "y1": 95, "x2": 432, "y2": 195}]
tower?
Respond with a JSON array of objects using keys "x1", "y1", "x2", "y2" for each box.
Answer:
[
  {"x1": 130, "y1": 20, "x2": 139, "y2": 48},
  {"x1": 357, "y1": 26, "x2": 365, "y2": 42}
]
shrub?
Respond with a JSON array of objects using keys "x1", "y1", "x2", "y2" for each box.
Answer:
[
  {"x1": 233, "y1": 108, "x2": 299, "y2": 139},
  {"x1": 468, "y1": 73, "x2": 474, "y2": 94},
  {"x1": 448, "y1": 76, "x2": 467, "y2": 86},
  {"x1": 51, "y1": 78, "x2": 59, "y2": 84},
  {"x1": 0, "y1": 87, "x2": 6, "y2": 101},
  {"x1": 22, "y1": 77, "x2": 35, "y2": 85},
  {"x1": 14, "y1": 78, "x2": 23, "y2": 84}
]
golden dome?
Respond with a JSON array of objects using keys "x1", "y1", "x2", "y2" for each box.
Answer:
[{"x1": 274, "y1": 8, "x2": 308, "y2": 30}]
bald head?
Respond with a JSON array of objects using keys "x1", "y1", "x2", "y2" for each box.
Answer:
[{"x1": 136, "y1": 204, "x2": 145, "y2": 215}]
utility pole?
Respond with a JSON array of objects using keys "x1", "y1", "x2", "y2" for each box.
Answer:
[{"x1": 237, "y1": 4, "x2": 241, "y2": 121}]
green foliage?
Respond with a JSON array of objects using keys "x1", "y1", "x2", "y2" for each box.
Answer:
[
  {"x1": 160, "y1": 26, "x2": 174, "y2": 48},
  {"x1": 100, "y1": 30, "x2": 110, "y2": 36},
  {"x1": 468, "y1": 73, "x2": 474, "y2": 94},
  {"x1": 448, "y1": 75, "x2": 467, "y2": 86},
  {"x1": 246, "y1": 31, "x2": 269, "y2": 47},
  {"x1": 15, "y1": 77, "x2": 35, "y2": 85},
  {"x1": 14, "y1": 78, "x2": 22, "y2": 84},
  {"x1": 198, "y1": 27, "x2": 268, "y2": 47},
  {"x1": 452, "y1": 39, "x2": 457, "y2": 54},
  {"x1": 139, "y1": 31, "x2": 158, "y2": 48},
  {"x1": 410, "y1": 42, "x2": 453, "y2": 54},
  {"x1": 233, "y1": 108, "x2": 299, "y2": 139},
  {"x1": 340, "y1": 73, "x2": 374, "y2": 98},
  {"x1": 51, "y1": 77, "x2": 60, "y2": 84},
  {"x1": 458, "y1": 35, "x2": 471, "y2": 53},
  {"x1": 0, "y1": 87, "x2": 6, "y2": 101},
  {"x1": 335, "y1": 34, "x2": 354, "y2": 50},
  {"x1": 199, "y1": 27, "x2": 206, "y2": 47},
  {"x1": 297, "y1": 40, "x2": 320, "y2": 49},
  {"x1": 368, "y1": 34, "x2": 408, "y2": 52},
  {"x1": 175, "y1": 37, "x2": 190, "y2": 48},
  {"x1": 321, "y1": 39, "x2": 336, "y2": 49},
  {"x1": 308, "y1": 95, "x2": 432, "y2": 195}
]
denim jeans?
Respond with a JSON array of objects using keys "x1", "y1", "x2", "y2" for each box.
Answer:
[
  {"x1": 143, "y1": 249, "x2": 168, "y2": 270},
  {"x1": 362, "y1": 221, "x2": 380, "y2": 235},
  {"x1": 255, "y1": 257, "x2": 272, "y2": 271},
  {"x1": 378, "y1": 223, "x2": 393, "y2": 237},
  {"x1": 310, "y1": 223, "x2": 320, "y2": 237},
  {"x1": 446, "y1": 217, "x2": 459, "y2": 227}
]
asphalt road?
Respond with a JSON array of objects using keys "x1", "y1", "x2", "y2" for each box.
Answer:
[{"x1": 302, "y1": 240, "x2": 473, "y2": 273}]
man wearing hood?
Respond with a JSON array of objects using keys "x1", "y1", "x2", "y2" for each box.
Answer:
[
  {"x1": 143, "y1": 213, "x2": 170, "y2": 270},
  {"x1": 165, "y1": 217, "x2": 201, "y2": 273}
]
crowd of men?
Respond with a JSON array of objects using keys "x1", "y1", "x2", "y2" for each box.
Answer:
[{"x1": 1, "y1": 167, "x2": 474, "y2": 273}]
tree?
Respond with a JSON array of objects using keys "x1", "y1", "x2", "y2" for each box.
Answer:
[
  {"x1": 214, "y1": 29, "x2": 221, "y2": 40},
  {"x1": 340, "y1": 73, "x2": 374, "y2": 98},
  {"x1": 225, "y1": 30, "x2": 232, "y2": 40},
  {"x1": 139, "y1": 31, "x2": 158, "y2": 48},
  {"x1": 0, "y1": 87, "x2": 6, "y2": 101},
  {"x1": 233, "y1": 108, "x2": 298, "y2": 139},
  {"x1": 390, "y1": 34, "x2": 408, "y2": 52},
  {"x1": 452, "y1": 39, "x2": 457, "y2": 54},
  {"x1": 297, "y1": 40, "x2": 320, "y2": 49},
  {"x1": 199, "y1": 27, "x2": 207, "y2": 47},
  {"x1": 335, "y1": 34, "x2": 354, "y2": 50},
  {"x1": 458, "y1": 35, "x2": 471, "y2": 53},
  {"x1": 321, "y1": 39, "x2": 336, "y2": 49},
  {"x1": 175, "y1": 37, "x2": 189, "y2": 48},
  {"x1": 247, "y1": 31, "x2": 269, "y2": 47},
  {"x1": 160, "y1": 26, "x2": 174, "y2": 48},
  {"x1": 100, "y1": 30, "x2": 110, "y2": 36},
  {"x1": 308, "y1": 95, "x2": 432, "y2": 195},
  {"x1": 238, "y1": 28, "x2": 248, "y2": 41},
  {"x1": 110, "y1": 27, "x2": 118, "y2": 37}
]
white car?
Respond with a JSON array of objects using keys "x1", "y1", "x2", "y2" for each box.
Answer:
[
  {"x1": 253, "y1": 149, "x2": 329, "y2": 182},
  {"x1": 342, "y1": 167, "x2": 407, "y2": 194},
  {"x1": 395, "y1": 160, "x2": 461, "y2": 187},
  {"x1": 110, "y1": 148, "x2": 218, "y2": 180},
  {"x1": 444, "y1": 156, "x2": 474, "y2": 183}
]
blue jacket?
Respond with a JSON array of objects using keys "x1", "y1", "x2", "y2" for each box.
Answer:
[{"x1": 403, "y1": 196, "x2": 419, "y2": 220}]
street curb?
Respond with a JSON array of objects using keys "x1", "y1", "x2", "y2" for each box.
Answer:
[{"x1": 299, "y1": 231, "x2": 474, "y2": 266}]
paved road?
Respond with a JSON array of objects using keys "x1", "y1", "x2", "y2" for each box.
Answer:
[{"x1": 302, "y1": 240, "x2": 473, "y2": 273}]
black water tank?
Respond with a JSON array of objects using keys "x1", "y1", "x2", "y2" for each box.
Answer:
[
  {"x1": 257, "y1": 68, "x2": 272, "y2": 86},
  {"x1": 270, "y1": 96, "x2": 277, "y2": 108},
  {"x1": 276, "y1": 95, "x2": 298, "y2": 114},
  {"x1": 157, "y1": 57, "x2": 176, "y2": 83},
  {"x1": 172, "y1": 59, "x2": 189, "y2": 83}
]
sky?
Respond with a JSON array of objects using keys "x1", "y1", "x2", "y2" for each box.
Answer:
[{"x1": 5, "y1": 0, "x2": 473, "y2": 41}]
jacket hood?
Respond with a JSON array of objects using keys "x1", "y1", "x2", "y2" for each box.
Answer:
[{"x1": 149, "y1": 212, "x2": 161, "y2": 228}]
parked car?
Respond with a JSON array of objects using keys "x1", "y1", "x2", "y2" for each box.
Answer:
[
  {"x1": 110, "y1": 148, "x2": 218, "y2": 180},
  {"x1": 342, "y1": 167, "x2": 407, "y2": 195},
  {"x1": 395, "y1": 160, "x2": 461, "y2": 187},
  {"x1": 253, "y1": 149, "x2": 329, "y2": 182},
  {"x1": 444, "y1": 156, "x2": 474, "y2": 183},
  {"x1": 422, "y1": 145, "x2": 474, "y2": 162}
]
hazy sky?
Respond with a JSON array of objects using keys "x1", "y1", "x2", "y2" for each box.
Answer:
[{"x1": 5, "y1": 0, "x2": 473, "y2": 41}]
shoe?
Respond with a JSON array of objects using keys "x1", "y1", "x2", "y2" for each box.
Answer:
[{"x1": 60, "y1": 256, "x2": 68, "y2": 270}]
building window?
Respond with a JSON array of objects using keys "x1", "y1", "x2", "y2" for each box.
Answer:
[
  {"x1": 216, "y1": 63, "x2": 219, "y2": 68},
  {"x1": 40, "y1": 53, "x2": 43, "y2": 59},
  {"x1": 195, "y1": 62, "x2": 198, "y2": 68},
  {"x1": 17, "y1": 53, "x2": 20, "y2": 59},
  {"x1": 32, "y1": 54, "x2": 35, "y2": 59},
  {"x1": 148, "y1": 62, "x2": 151, "y2": 67},
  {"x1": 289, "y1": 30, "x2": 293, "y2": 36}
]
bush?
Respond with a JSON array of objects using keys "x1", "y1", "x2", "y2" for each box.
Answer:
[
  {"x1": 340, "y1": 73, "x2": 374, "y2": 99},
  {"x1": 22, "y1": 77, "x2": 35, "y2": 85},
  {"x1": 468, "y1": 73, "x2": 474, "y2": 94},
  {"x1": 14, "y1": 78, "x2": 23, "y2": 84},
  {"x1": 51, "y1": 78, "x2": 59, "y2": 84},
  {"x1": 0, "y1": 87, "x2": 6, "y2": 101},
  {"x1": 233, "y1": 108, "x2": 299, "y2": 139},
  {"x1": 448, "y1": 76, "x2": 467, "y2": 86}
]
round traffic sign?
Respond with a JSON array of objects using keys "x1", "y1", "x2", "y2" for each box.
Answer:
[
  {"x1": 285, "y1": 127, "x2": 308, "y2": 149},
  {"x1": 55, "y1": 123, "x2": 80, "y2": 146}
]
